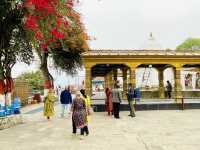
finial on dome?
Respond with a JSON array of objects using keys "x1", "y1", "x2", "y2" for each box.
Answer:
[
  {"x1": 150, "y1": 32, "x2": 153, "y2": 38},
  {"x1": 140, "y1": 33, "x2": 162, "y2": 50}
]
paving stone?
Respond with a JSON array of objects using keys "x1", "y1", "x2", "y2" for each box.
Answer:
[{"x1": 0, "y1": 105, "x2": 200, "y2": 150}]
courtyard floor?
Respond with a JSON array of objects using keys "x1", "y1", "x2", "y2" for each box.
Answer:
[{"x1": 0, "y1": 104, "x2": 200, "y2": 150}]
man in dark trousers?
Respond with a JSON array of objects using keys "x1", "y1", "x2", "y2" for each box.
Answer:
[
  {"x1": 112, "y1": 82, "x2": 122, "y2": 119},
  {"x1": 60, "y1": 86, "x2": 72, "y2": 117},
  {"x1": 166, "y1": 80, "x2": 172, "y2": 99},
  {"x1": 127, "y1": 83, "x2": 136, "y2": 117}
]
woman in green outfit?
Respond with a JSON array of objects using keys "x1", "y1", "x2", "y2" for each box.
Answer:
[{"x1": 44, "y1": 89, "x2": 56, "y2": 120}]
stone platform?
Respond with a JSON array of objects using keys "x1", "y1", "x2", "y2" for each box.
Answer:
[
  {"x1": 0, "y1": 114, "x2": 23, "y2": 130},
  {"x1": 92, "y1": 99, "x2": 200, "y2": 112}
]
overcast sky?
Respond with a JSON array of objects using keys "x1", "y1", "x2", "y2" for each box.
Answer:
[
  {"x1": 13, "y1": 0, "x2": 200, "y2": 83},
  {"x1": 79, "y1": 0, "x2": 200, "y2": 49}
]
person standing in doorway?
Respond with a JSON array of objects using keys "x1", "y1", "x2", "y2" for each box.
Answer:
[
  {"x1": 60, "y1": 86, "x2": 72, "y2": 117},
  {"x1": 166, "y1": 81, "x2": 172, "y2": 99},
  {"x1": 112, "y1": 83, "x2": 122, "y2": 119},
  {"x1": 127, "y1": 84, "x2": 136, "y2": 117}
]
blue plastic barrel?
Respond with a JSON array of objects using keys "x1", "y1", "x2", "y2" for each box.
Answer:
[
  {"x1": 0, "y1": 105, "x2": 6, "y2": 117},
  {"x1": 12, "y1": 97, "x2": 21, "y2": 114},
  {"x1": 5, "y1": 106, "x2": 12, "y2": 116}
]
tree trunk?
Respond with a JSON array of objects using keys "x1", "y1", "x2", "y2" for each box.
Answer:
[
  {"x1": 5, "y1": 67, "x2": 14, "y2": 106},
  {"x1": 40, "y1": 51, "x2": 54, "y2": 97},
  {"x1": 0, "y1": 63, "x2": 5, "y2": 107}
]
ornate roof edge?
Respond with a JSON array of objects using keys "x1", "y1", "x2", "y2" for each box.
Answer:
[{"x1": 82, "y1": 49, "x2": 200, "y2": 56}]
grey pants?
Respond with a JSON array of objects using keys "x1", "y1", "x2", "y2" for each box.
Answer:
[{"x1": 128, "y1": 101, "x2": 136, "y2": 117}]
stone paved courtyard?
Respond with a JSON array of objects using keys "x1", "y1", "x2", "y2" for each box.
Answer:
[{"x1": 1, "y1": 104, "x2": 200, "y2": 150}]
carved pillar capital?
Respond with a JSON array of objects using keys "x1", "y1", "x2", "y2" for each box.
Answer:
[{"x1": 130, "y1": 67, "x2": 136, "y2": 88}]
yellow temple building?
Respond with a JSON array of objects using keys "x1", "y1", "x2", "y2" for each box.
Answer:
[{"x1": 82, "y1": 49, "x2": 200, "y2": 101}]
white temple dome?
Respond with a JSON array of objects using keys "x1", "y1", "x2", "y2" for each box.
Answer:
[{"x1": 140, "y1": 33, "x2": 163, "y2": 50}]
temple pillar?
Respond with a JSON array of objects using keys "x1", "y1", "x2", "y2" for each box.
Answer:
[
  {"x1": 122, "y1": 68, "x2": 128, "y2": 98},
  {"x1": 104, "y1": 75, "x2": 108, "y2": 89},
  {"x1": 108, "y1": 71, "x2": 113, "y2": 89},
  {"x1": 174, "y1": 65, "x2": 182, "y2": 101},
  {"x1": 157, "y1": 67, "x2": 165, "y2": 99},
  {"x1": 127, "y1": 69, "x2": 131, "y2": 84},
  {"x1": 113, "y1": 68, "x2": 118, "y2": 83},
  {"x1": 104, "y1": 73, "x2": 109, "y2": 89},
  {"x1": 85, "y1": 67, "x2": 92, "y2": 96},
  {"x1": 130, "y1": 67, "x2": 136, "y2": 88}
]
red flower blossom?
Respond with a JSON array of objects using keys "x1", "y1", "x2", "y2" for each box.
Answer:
[
  {"x1": 56, "y1": 18, "x2": 63, "y2": 27},
  {"x1": 47, "y1": 38, "x2": 56, "y2": 44},
  {"x1": 46, "y1": 5, "x2": 54, "y2": 13},
  {"x1": 50, "y1": 28, "x2": 65, "y2": 39},
  {"x1": 56, "y1": 32, "x2": 65, "y2": 39},
  {"x1": 23, "y1": 0, "x2": 88, "y2": 51},
  {"x1": 64, "y1": 21, "x2": 69, "y2": 28},
  {"x1": 33, "y1": 0, "x2": 49, "y2": 9},
  {"x1": 24, "y1": 0, "x2": 34, "y2": 9},
  {"x1": 50, "y1": 28, "x2": 57, "y2": 35},
  {"x1": 35, "y1": 31, "x2": 43, "y2": 40},
  {"x1": 25, "y1": 16, "x2": 38, "y2": 31},
  {"x1": 40, "y1": 43, "x2": 48, "y2": 50},
  {"x1": 40, "y1": 11, "x2": 49, "y2": 17}
]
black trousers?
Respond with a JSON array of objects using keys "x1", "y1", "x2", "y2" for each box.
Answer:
[
  {"x1": 128, "y1": 101, "x2": 131, "y2": 113},
  {"x1": 72, "y1": 117, "x2": 89, "y2": 135},
  {"x1": 81, "y1": 126, "x2": 89, "y2": 135},
  {"x1": 72, "y1": 117, "x2": 76, "y2": 134},
  {"x1": 167, "y1": 91, "x2": 171, "y2": 99},
  {"x1": 113, "y1": 102, "x2": 120, "y2": 118}
]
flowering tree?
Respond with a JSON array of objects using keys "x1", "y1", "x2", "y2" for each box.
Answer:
[
  {"x1": 0, "y1": 0, "x2": 33, "y2": 107},
  {"x1": 24, "y1": 0, "x2": 89, "y2": 95}
]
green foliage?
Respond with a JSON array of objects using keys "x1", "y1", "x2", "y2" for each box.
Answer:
[
  {"x1": 50, "y1": 46, "x2": 82, "y2": 74},
  {"x1": 176, "y1": 38, "x2": 200, "y2": 51},
  {"x1": 0, "y1": 0, "x2": 33, "y2": 78},
  {"x1": 16, "y1": 70, "x2": 44, "y2": 91}
]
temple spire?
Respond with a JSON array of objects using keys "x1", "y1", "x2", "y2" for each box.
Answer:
[
  {"x1": 150, "y1": 32, "x2": 153, "y2": 38},
  {"x1": 140, "y1": 33, "x2": 162, "y2": 50}
]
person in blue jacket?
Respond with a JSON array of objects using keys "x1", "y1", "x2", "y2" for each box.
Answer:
[
  {"x1": 134, "y1": 87, "x2": 141, "y2": 102},
  {"x1": 60, "y1": 86, "x2": 72, "y2": 117}
]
